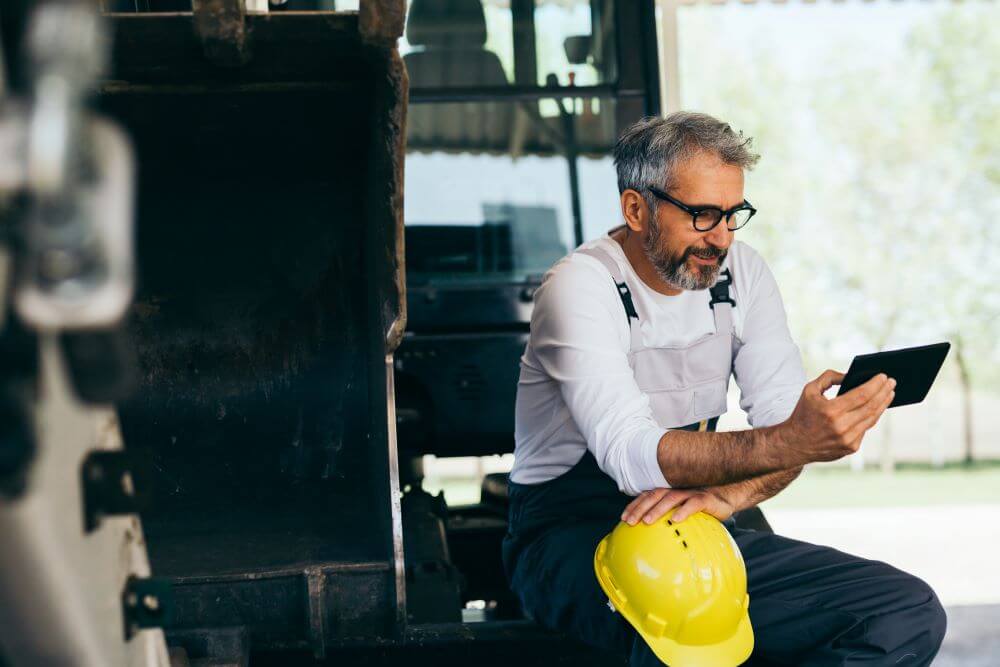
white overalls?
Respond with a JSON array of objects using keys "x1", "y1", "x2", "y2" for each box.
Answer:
[
  {"x1": 503, "y1": 244, "x2": 947, "y2": 667},
  {"x1": 577, "y1": 245, "x2": 736, "y2": 432}
]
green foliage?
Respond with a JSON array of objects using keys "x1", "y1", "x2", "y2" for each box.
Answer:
[
  {"x1": 679, "y1": 3, "x2": 1000, "y2": 389},
  {"x1": 765, "y1": 460, "x2": 1000, "y2": 509}
]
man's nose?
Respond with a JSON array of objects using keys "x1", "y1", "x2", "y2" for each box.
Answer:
[{"x1": 705, "y1": 219, "x2": 733, "y2": 249}]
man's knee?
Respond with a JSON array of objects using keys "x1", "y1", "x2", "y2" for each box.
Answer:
[
  {"x1": 902, "y1": 574, "x2": 946, "y2": 639},
  {"x1": 912, "y1": 580, "x2": 948, "y2": 655},
  {"x1": 868, "y1": 572, "x2": 947, "y2": 661}
]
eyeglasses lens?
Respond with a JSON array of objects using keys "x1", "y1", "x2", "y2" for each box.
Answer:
[
  {"x1": 729, "y1": 208, "x2": 753, "y2": 230},
  {"x1": 694, "y1": 210, "x2": 723, "y2": 231}
]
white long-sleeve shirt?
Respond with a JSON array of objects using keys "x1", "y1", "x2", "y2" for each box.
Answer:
[{"x1": 509, "y1": 235, "x2": 806, "y2": 495}]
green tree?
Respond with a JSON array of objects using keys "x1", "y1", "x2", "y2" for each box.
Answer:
[
  {"x1": 807, "y1": 4, "x2": 1000, "y2": 467},
  {"x1": 679, "y1": 2, "x2": 1000, "y2": 467},
  {"x1": 904, "y1": 5, "x2": 1000, "y2": 463}
]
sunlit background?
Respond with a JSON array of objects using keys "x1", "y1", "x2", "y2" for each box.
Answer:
[{"x1": 394, "y1": 0, "x2": 999, "y2": 662}]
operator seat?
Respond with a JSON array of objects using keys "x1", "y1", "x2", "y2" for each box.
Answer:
[{"x1": 403, "y1": 0, "x2": 513, "y2": 149}]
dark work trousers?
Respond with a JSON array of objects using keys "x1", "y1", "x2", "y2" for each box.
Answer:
[{"x1": 503, "y1": 453, "x2": 947, "y2": 666}]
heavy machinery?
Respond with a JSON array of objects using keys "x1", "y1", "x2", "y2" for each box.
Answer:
[
  {"x1": 392, "y1": 0, "x2": 665, "y2": 643},
  {"x1": 0, "y1": 1, "x2": 759, "y2": 665},
  {"x1": 2, "y1": 0, "x2": 407, "y2": 664}
]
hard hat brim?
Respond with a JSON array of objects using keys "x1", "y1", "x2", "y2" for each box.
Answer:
[{"x1": 642, "y1": 607, "x2": 754, "y2": 667}]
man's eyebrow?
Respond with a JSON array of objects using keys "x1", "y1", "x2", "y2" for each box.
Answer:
[{"x1": 686, "y1": 200, "x2": 739, "y2": 210}]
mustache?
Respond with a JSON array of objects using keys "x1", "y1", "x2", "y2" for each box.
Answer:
[{"x1": 684, "y1": 245, "x2": 727, "y2": 261}]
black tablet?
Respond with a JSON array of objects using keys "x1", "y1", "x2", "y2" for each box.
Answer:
[{"x1": 836, "y1": 342, "x2": 951, "y2": 408}]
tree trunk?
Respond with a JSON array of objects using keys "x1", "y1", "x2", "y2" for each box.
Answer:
[
  {"x1": 876, "y1": 326, "x2": 897, "y2": 475},
  {"x1": 954, "y1": 336, "x2": 975, "y2": 466},
  {"x1": 880, "y1": 413, "x2": 894, "y2": 475}
]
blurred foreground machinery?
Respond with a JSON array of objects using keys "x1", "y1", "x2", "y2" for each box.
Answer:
[
  {"x1": 0, "y1": 0, "x2": 411, "y2": 664},
  {"x1": 0, "y1": 0, "x2": 168, "y2": 665}
]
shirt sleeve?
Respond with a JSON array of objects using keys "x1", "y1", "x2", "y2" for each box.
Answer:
[
  {"x1": 732, "y1": 249, "x2": 807, "y2": 427},
  {"x1": 528, "y1": 254, "x2": 670, "y2": 495}
]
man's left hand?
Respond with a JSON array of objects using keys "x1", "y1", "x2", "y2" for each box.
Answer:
[{"x1": 621, "y1": 487, "x2": 737, "y2": 525}]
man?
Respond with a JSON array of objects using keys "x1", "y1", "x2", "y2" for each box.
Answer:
[{"x1": 502, "y1": 112, "x2": 946, "y2": 665}]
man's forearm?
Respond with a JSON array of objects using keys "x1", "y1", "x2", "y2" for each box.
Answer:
[
  {"x1": 656, "y1": 425, "x2": 798, "y2": 488},
  {"x1": 711, "y1": 466, "x2": 804, "y2": 513}
]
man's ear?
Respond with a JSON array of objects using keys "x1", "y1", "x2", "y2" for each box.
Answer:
[{"x1": 620, "y1": 189, "x2": 648, "y2": 233}]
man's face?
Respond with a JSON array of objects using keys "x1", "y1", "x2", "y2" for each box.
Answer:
[{"x1": 642, "y1": 151, "x2": 744, "y2": 291}]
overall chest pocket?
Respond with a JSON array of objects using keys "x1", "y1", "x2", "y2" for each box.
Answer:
[
  {"x1": 630, "y1": 332, "x2": 733, "y2": 425},
  {"x1": 630, "y1": 332, "x2": 732, "y2": 391}
]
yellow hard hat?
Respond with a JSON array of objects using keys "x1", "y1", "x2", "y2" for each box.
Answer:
[{"x1": 593, "y1": 509, "x2": 754, "y2": 667}]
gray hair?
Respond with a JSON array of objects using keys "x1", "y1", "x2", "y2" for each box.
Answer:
[{"x1": 613, "y1": 111, "x2": 760, "y2": 212}]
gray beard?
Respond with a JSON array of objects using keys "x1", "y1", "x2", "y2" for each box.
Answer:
[{"x1": 642, "y1": 219, "x2": 725, "y2": 291}]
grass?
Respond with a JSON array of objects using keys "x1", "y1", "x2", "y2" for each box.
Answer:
[{"x1": 764, "y1": 460, "x2": 1000, "y2": 509}]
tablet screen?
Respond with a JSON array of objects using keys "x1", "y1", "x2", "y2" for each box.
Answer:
[{"x1": 836, "y1": 342, "x2": 950, "y2": 408}]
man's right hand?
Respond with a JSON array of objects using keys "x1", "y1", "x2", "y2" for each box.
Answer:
[{"x1": 776, "y1": 370, "x2": 896, "y2": 466}]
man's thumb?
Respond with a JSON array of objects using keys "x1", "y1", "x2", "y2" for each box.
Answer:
[{"x1": 812, "y1": 369, "x2": 845, "y2": 395}]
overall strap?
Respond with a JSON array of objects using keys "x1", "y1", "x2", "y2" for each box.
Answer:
[
  {"x1": 708, "y1": 268, "x2": 736, "y2": 335},
  {"x1": 578, "y1": 246, "x2": 644, "y2": 351},
  {"x1": 675, "y1": 416, "x2": 720, "y2": 432}
]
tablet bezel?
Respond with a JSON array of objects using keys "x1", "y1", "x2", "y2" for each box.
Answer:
[{"x1": 836, "y1": 342, "x2": 951, "y2": 409}]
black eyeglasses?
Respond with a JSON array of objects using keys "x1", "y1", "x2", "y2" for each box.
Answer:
[{"x1": 647, "y1": 186, "x2": 757, "y2": 232}]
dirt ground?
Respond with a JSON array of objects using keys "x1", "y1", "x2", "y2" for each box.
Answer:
[{"x1": 767, "y1": 505, "x2": 1000, "y2": 665}]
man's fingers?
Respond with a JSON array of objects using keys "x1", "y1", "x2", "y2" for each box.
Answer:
[
  {"x1": 621, "y1": 489, "x2": 669, "y2": 525},
  {"x1": 811, "y1": 369, "x2": 846, "y2": 395},
  {"x1": 621, "y1": 489, "x2": 662, "y2": 523},
  {"x1": 671, "y1": 495, "x2": 706, "y2": 522},
  {"x1": 641, "y1": 492, "x2": 687, "y2": 524},
  {"x1": 832, "y1": 373, "x2": 889, "y2": 411},
  {"x1": 833, "y1": 373, "x2": 883, "y2": 410},
  {"x1": 884, "y1": 387, "x2": 896, "y2": 410},
  {"x1": 622, "y1": 490, "x2": 651, "y2": 515},
  {"x1": 837, "y1": 385, "x2": 892, "y2": 440},
  {"x1": 843, "y1": 389, "x2": 895, "y2": 444},
  {"x1": 843, "y1": 377, "x2": 895, "y2": 419}
]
